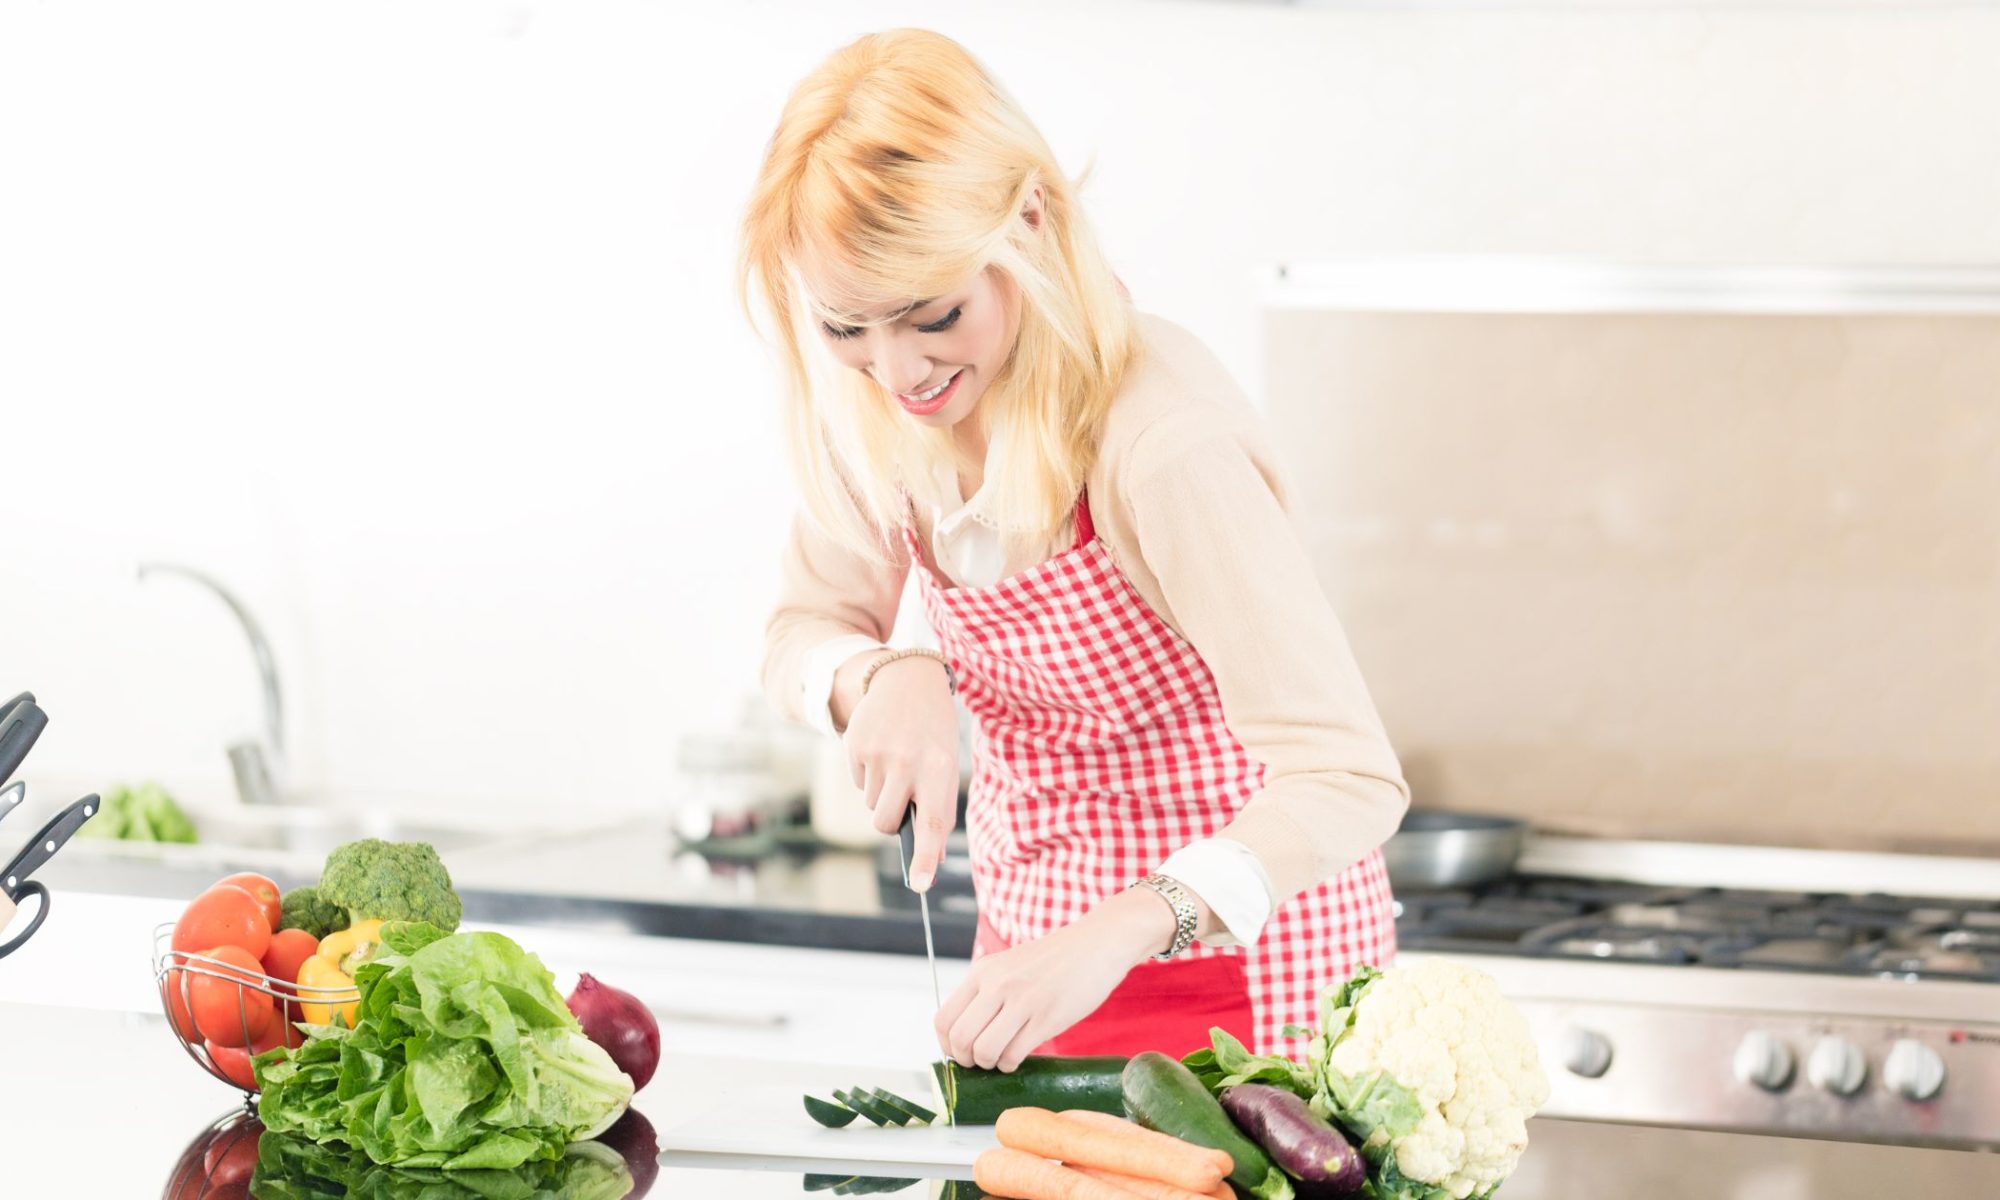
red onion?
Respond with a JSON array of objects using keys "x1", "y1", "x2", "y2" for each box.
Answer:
[
  {"x1": 567, "y1": 973, "x2": 661, "y2": 1091},
  {"x1": 597, "y1": 1107, "x2": 660, "y2": 1198}
]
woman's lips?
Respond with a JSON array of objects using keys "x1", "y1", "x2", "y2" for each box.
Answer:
[{"x1": 898, "y1": 369, "x2": 963, "y2": 416}]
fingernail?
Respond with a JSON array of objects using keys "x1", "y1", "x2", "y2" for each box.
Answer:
[{"x1": 911, "y1": 870, "x2": 933, "y2": 894}]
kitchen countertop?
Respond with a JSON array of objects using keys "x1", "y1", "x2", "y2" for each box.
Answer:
[
  {"x1": 38, "y1": 816, "x2": 979, "y2": 959},
  {"x1": 8, "y1": 999, "x2": 2000, "y2": 1199}
]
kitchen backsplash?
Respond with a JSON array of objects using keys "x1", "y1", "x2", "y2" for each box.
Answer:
[{"x1": 1268, "y1": 306, "x2": 2000, "y2": 853}]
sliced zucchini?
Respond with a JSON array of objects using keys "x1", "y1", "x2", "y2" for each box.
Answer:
[
  {"x1": 833, "y1": 1177, "x2": 920, "y2": 1195},
  {"x1": 834, "y1": 1088, "x2": 905, "y2": 1126},
  {"x1": 803, "y1": 1095, "x2": 859, "y2": 1128},
  {"x1": 867, "y1": 1087, "x2": 937, "y2": 1126}
]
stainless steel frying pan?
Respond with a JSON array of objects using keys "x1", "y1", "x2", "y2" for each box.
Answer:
[{"x1": 1381, "y1": 810, "x2": 1527, "y2": 890}]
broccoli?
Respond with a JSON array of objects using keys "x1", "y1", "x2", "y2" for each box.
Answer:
[
  {"x1": 278, "y1": 885, "x2": 349, "y2": 940},
  {"x1": 316, "y1": 839, "x2": 463, "y2": 932}
]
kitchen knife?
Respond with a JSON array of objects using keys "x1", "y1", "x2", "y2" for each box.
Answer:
[
  {"x1": 0, "y1": 781, "x2": 24, "y2": 827},
  {"x1": 0, "y1": 696, "x2": 47, "y2": 790},
  {"x1": 897, "y1": 806, "x2": 944, "y2": 1014}
]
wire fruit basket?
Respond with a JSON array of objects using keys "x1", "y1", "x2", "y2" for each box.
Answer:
[{"x1": 152, "y1": 921, "x2": 360, "y2": 1097}]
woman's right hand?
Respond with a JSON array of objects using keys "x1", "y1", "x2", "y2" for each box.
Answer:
[{"x1": 835, "y1": 650, "x2": 960, "y2": 891}]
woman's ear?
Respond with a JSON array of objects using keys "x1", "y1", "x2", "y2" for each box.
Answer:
[{"x1": 1021, "y1": 185, "x2": 1047, "y2": 232}]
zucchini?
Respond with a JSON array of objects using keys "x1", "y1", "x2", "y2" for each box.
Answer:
[
  {"x1": 803, "y1": 1095, "x2": 859, "y2": 1128},
  {"x1": 834, "y1": 1177, "x2": 921, "y2": 1195},
  {"x1": 1121, "y1": 1051, "x2": 1287, "y2": 1198},
  {"x1": 930, "y1": 1055, "x2": 1129, "y2": 1125},
  {"x1": 835, "y1": 1088, "x2": 907, "y2": 1127},
  {"x1": 868, "y1": 1087, "x2": 938, "y2": 1126}
]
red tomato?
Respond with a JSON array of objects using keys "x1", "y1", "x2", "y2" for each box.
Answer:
[
  {"x1": 205, "y1": 1039, "x2": 259, "y2": 1090},
  {"x1": 217, "y1": 872, "x2": 282, "y2": 931},
  {"x1": 250, "y1": 1010, "x2": 302, "y2": 1053},
  {"x1": 190, "y1": 945, "x2": 275, "y2": 1047},
  {"x1": 173, "y1": 885, "x2": 272, "y2": 961},
  {"x1": 260, "y1": 928, "x2": 318, "y2": 1027},
  {"x1": 162, "y1": 966, "x2": 201, "y2": 1042},
  {"x1": 201, "y1": 1120, "x2": 263, "y2": 1183}
]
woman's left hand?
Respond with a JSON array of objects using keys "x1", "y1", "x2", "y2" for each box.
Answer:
[{"x1": 934, "y1": 887, "x2": 1188, "y2": 1071}]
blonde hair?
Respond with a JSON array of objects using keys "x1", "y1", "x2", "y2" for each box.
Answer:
[{"x1": 737, "y1": 28, "x2": 1139, "y2": 561}]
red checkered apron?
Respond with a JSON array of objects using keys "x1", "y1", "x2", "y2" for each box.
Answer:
[{"x1": 903, "y1": 490, "x2": 1396, "y2": 1057}]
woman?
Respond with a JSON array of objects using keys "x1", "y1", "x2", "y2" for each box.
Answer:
[{"x1": 738, "y1": 29, "x2": 1407, "y2": 1071}]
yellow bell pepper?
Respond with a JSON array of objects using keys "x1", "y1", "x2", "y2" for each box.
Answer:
[
  {"x1": 295, "y1": 918, "x2": 381, "y2": 1027},
  {"x1": 316, "y1": 918, "x2": 386, "y2": 972},
  {"x1": 296, "y1": 955, "x2": 360, "y2": 1027}
]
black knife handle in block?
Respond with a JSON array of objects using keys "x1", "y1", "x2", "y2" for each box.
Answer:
[
  {"x1": 0, "y1": 698, "x2": 47, "y2": 790},
  {"x1": 2, "y1": 793, "x2": 97, "y2": 900}
]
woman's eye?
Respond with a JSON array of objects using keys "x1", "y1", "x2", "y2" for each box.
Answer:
[
  {"x1": 821, "y1": 322, "x2": 862, "y2": 340},
  {"x1": 917, "y1": 306, "x2": 962, "y2": 334}
]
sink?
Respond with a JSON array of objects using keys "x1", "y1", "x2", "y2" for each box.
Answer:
[
  {"x1": 50, "y1": 799, "x2": 547, "y2": 883},
  {"x1": 188, "y1": 807, "x2": 503, "y2": 859}
]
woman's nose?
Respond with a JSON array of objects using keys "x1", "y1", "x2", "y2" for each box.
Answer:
[{"x1": 874, "y1": 354, "x2": 934, "y2": 396}]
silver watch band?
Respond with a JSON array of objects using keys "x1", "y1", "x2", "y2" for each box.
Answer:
[{"x1": 1131, "y1": 873, "x2": 1199, "y2": 960}]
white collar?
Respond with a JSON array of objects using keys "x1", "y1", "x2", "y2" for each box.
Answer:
[{"x1": 929, "y1": 434, "x2": 1007, "y2": 534}]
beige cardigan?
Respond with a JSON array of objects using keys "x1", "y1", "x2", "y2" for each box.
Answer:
[{"x1": 762, "y1": 310, "x2": 1410, "y2": 906}]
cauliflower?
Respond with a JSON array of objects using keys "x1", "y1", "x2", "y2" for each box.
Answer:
[
  {"x1": 316, "y1": 838, "x2": 463, "y2": 932},
  {"x1": 1312, "y1": 962, "x2": 1550, "y2": 1199}
]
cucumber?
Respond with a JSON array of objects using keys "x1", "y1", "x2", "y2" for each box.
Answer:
[
  {"x1": 1121, "y1": 1051, "x2": 1287, "y2": 1197},
  {"x1": 929, "y1": 1055, "x2": 1129, "y2": 1125},
  {"x1": 867, "y1": 1087, "x2": 937, "y2": 1126},
  {"x1": 803, "y1": 1095, "x2": 859, "y2": 1128},
  {"x1": 835, "y1": 1088, "x2": 907, "y2": 1126}
]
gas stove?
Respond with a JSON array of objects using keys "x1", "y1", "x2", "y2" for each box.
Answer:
[
  {"x1": 1399, "y1": 879, "x2": 2000, "y2": 982},
  {"x1": 1400, "y1": 838, "x2": 2000, "y2": 1149}
]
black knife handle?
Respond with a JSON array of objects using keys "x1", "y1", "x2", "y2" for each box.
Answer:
[
  {"x1": 0, "y1": 699, "x2": 47, "y2": 790},
  {"x1": 0, "y1": 879, "x2": 50, "y2": 959},
  {"x1": 897, "y1": 805, "x2": 919, "y2": 888},
  {"x1": 2, "y1": 794, "x2": 97, "y2": 899}
]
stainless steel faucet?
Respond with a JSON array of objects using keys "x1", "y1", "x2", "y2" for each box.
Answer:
[{"x1": 137, "y1": 563, "x2": 286, "y2": 806}]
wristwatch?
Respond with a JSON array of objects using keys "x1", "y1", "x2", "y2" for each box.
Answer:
[{"x1": 1130, "y1": 873, "x2": 1199, "y2": 960}]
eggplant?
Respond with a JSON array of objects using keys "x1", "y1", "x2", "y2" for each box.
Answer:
[{"x1": 1220, "y1": 1083, "x2": 1366, "y2": 1197}]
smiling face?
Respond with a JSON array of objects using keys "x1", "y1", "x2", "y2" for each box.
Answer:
[{"x1": 812, "y1": 264, "x2": 1021, "y2": 430}]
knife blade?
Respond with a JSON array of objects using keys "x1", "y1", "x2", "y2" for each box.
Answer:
[{"x1": 897, "y1": 806, "x2": 944, "y2": 1014}]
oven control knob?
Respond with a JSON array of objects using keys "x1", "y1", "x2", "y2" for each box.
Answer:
[
  {"x1": 1561, "y1": 1027, "x2": 1613, "y2": 1079},
  {"x1": 1884, "y1": 1039, "x2": 1945, "y2": 1102},
  {"x1": 1807, "y1": 1037, "x2": 1869, "y2": 1097},
  {"x1": 1733, "y1": 1031, "x2": 1795, "y2": 1092}
]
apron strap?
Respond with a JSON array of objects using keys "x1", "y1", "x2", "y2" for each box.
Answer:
[{"x1": 1072, "y1": 487, "x2": 1095, "y2": 548}]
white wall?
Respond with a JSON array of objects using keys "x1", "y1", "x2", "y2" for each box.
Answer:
[{"x1": 3, "y1": 0, "x2": 1995, "y2": 821}]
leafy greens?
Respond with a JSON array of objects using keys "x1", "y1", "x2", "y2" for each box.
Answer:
[{"x1": 255, "y1": 921, "x2": 634, "y2": 1170}]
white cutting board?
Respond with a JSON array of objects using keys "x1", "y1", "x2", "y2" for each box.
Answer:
[{"x1": 657, "y1": 1074, "x2": 997, "y2": 1180}]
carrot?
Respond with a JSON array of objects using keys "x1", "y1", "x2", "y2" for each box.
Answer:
[
  {"x1": 998, "y1": 1107, "x2": 1230, "y2": 1194},
  {"x1": 1072, "y1": 1164, "x2": 1236, "y2": 1200},
  {"x1": 974, "y1": 1146, "x2": 1148, "y2": 1199},
  {"x1": 1059, "y1": 1112, "x2": 1237, "y2": 1197}
]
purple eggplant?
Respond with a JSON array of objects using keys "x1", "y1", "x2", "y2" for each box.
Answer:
[{"x1": 1219, "y1": 1083, "x2": 1366, "y2": 1197}]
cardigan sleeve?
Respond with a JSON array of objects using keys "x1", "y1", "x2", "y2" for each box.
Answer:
[
  {"x1": 1120, "y1": 418, "x2": 1411, "y2": 904},
  {"x1": 762, "y1": 504, "x2": 910, "y2": 727}
]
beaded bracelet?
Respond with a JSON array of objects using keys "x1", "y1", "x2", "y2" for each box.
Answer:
[{"x1": 858, "y1": 647, "x2": 958, "y2": 697}]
